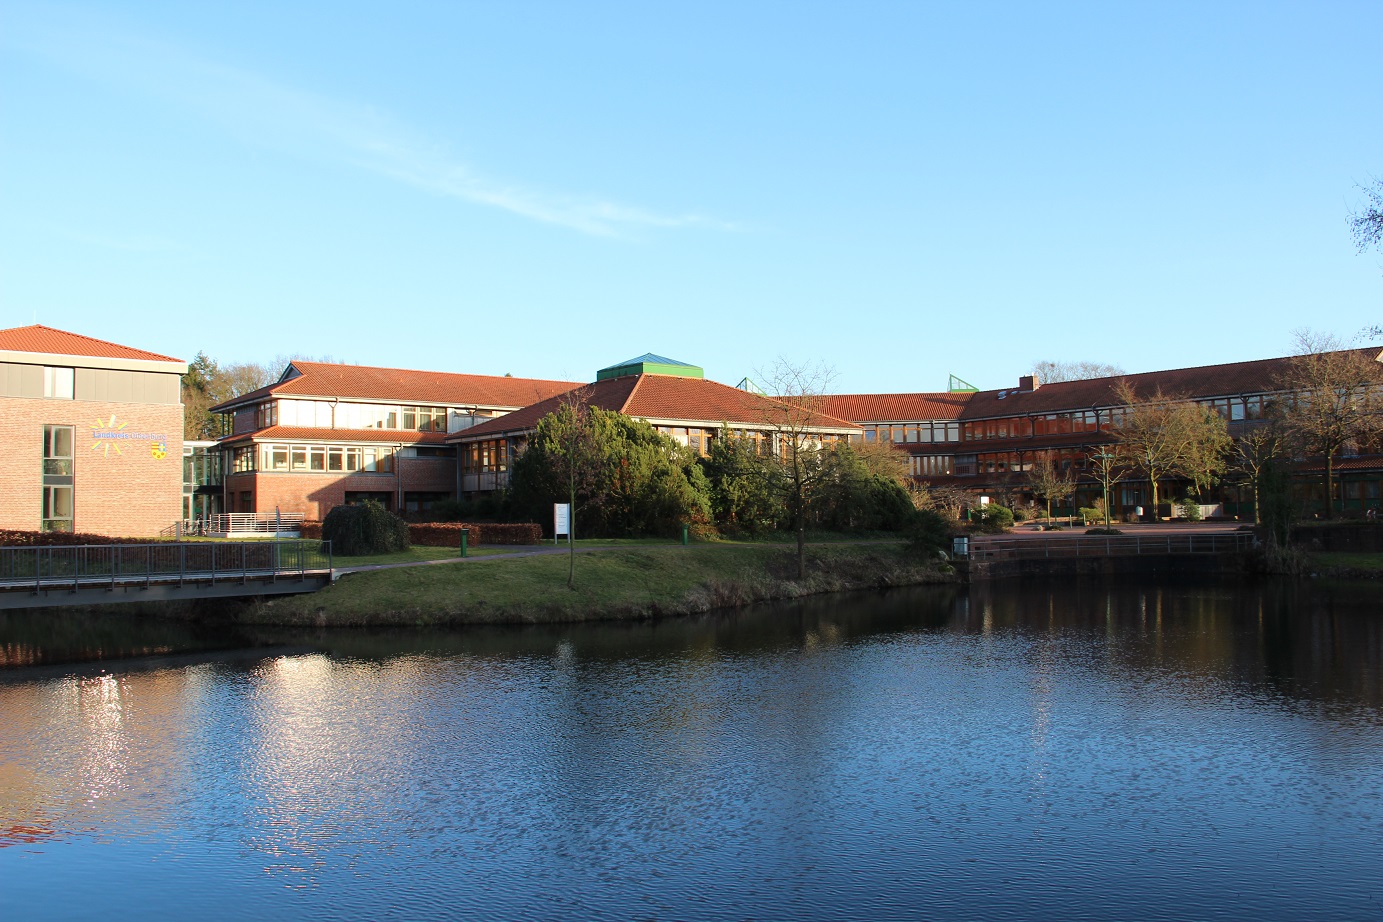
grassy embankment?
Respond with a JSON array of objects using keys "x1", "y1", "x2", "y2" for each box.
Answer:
[
  {"x1": 1311, "y1": 551, "x2": 1383, "y2": 578},
  {"x1": 242, "y1": 541, "x2": 953, "y2": 626}
]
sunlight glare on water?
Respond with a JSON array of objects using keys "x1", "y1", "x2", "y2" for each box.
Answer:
[{"x1": 1, "y1": 578, "x2": 1381, "y2": 920}]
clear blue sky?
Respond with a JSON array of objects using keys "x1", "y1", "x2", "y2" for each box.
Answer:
[{"x1": 2, "y1": 1, "x2": 1379, "y2": 392}]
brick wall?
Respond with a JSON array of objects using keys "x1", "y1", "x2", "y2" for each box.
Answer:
[
  {"x1": 227, "y1": 456, "x2": 456, "y2": 519},
  {"x1": 0, "y1": 396, "x2": 184, "y2": 537}
]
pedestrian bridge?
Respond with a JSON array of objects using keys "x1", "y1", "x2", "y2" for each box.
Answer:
[{"x1": 0, "y1": 540, "x2": 332, "y2": 610}]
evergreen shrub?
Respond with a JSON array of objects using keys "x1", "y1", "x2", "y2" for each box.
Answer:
[
  {"x1": 322, "y1": 501, "x2": 411, "y2": 556},
  {"x1": 907, "y1": 508, "x2": 954, "y2": 557},
  {"x1": 970, "y1": 504, "x2": 1014, "y2": 533}
]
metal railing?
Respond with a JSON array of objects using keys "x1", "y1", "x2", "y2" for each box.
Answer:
[
  {"x1": 969, "y1": 532, "x2": 1256, "y2": 560},
  {"x1": 207, "y1": 512, "x2": 306, "y2": 535},
  {"x1": 0, "y1": 540, "x2": 332, "y2": 593}
]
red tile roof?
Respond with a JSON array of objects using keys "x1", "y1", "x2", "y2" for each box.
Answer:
[
  {"x1": 820, "y1": 392, "x2": 971, "y2": 422},
  {"x1": 219, "y1": 426, "x2": 451, "y2": 446},
  {"x1": 212, "y1": 360, "x2": 579, "y2": 412},
  {"x1": 0, "y1": 324, "x2": 182, "y2": 362},
  {"x1": 450, "y1": 374, "x2": 861, "y2": 442},
  {"x1": 959, "y1": 350, "x2": 1383, "y2": 420}
]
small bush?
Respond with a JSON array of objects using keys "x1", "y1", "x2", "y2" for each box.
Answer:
[
  {"x1": 970, "y1": 504, "x2": 1014, "y2": 534},
  {"x1": 1079, "y1": 507, "x2": 1106, "y2": 525},
  {"x1": 1179, "y1": 497, "x2": 1203, "y2": 522},
  {"x1": 322, "y1": 501, "x2": 411, "y2": 556},
  {"x1": 1085, "y1": 527, "x2": 1123, "y2": 536}
]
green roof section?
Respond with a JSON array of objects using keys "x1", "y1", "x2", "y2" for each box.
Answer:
[{"x1": 597, "y1": 353, "x2": 704, "y2": 381}]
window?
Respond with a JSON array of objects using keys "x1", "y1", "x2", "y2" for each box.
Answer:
[
  {"x1": 404, "y1": 491, "x2": 450, "y2": 513},
  {"x1": 463, "y1": 439, "x2": 509, "y2": 474},
  {"x1": 43, "y1": 425, "x2": 74, "y2": 476},
  {"x1": 256, "y1": 402, "x2": 277, "y2": 429},
  {"x1": 363, "y1": 448, "x2": 393, "y2": 472},
  {"x1": 42, "y1": 425, "x2": 75, "y2": 531},
  {"x1": 43, "y1": 367, "x2": 74, "y2": 399},
  {"x1": 403, "y1": 406, "x2": 448, "y2": 432},
  {"x1": 233, "y1": 446, "x2": 256, "y2": 472},
  {"x1": 911, "y1": 455, "x2": 954, "y2": 476}
]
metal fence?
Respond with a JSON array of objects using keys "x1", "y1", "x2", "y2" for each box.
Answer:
[
  {"x1": 969, "y1": 532, "x2": 1256, "y2": 560},
  {"x1": 207, "y1": 513, "x2": 307, "y2": 536},
  {"x1": 0, "y1": 540, "x2": 332, "y2": 592}
]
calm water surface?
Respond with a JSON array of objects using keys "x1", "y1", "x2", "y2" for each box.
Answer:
[{"x1": 1, "y1": 578, "x2": 1381, "y2": 920}]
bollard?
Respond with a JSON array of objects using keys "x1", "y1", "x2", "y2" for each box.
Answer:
[
  {"x1": 681, "y1": 524, "x2": 689, "y2": 546},
  {"x1": 460, "y1": 527, "x2": 470, "y2": 558}
]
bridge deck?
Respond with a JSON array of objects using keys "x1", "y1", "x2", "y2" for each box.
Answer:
[{"x1": 0, "y1": 540, "x2": 333, "y2": 610}]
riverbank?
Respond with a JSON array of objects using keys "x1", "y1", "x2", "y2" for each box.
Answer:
[
  {"x1": 239, "y1": 542, "x2": 954, "y2": 626},
  {"x1": 1311, "y1": 551, "x2": 1383, "y2": 580}
]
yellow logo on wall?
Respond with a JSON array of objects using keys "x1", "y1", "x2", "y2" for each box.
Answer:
[
  {"x1": 92, "y1": 414, "x2": 129, "y2": 456},
  {"x1": 90, "y1": 414, "x2": 172, "y2": 459}
]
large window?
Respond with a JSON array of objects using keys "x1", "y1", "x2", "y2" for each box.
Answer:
[
  {"x1": 463, "y1": 439, "x2": 509, "y2": 474},
  {"x1": 910, "y1": 455, "x2": 954, "y2": 476},
  {"x1": 262, "y1": 443, "x2": 393, "y2": 473},
  {"x1": 41, "y1": 425, "x2": 74, "y2": 531},
  {"x1": 403, "y1": 406, "x2": 448, "y2": 432}
]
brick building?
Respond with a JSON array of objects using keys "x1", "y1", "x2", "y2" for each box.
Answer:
[
  {"x1": 0, "y1": 325, "x2": 186, "y2": 537},
  {"x1": 831, "y1": 351, "x2": 1383, "y2": 520},
  {"x1": 449, "y1": 354, "x2": 862, "y2": 495},
  {"x1": 212, "y1": 361, "x2": 577, "y2": 519}
]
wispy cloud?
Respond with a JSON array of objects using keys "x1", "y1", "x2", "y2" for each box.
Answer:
[{"x1": 7, "y1": 8, "x2": 731, "y2": 237}]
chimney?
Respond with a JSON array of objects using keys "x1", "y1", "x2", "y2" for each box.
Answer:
[{"x1": 1018, "y1": 374, "x2": 1040, "y2": 392}]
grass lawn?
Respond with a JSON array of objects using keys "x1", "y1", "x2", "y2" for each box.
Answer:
[
  {"x1": 1313, "y1": 551, "x2": 1383, "y2": 572},
  {"x1": 246, "y1": 541, "x2": 945, "y2": 626},
  {"x1": 332, "y1": 546, "x2": 513, "y2": 566}
]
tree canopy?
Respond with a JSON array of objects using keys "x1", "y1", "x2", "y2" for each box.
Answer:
[
  {"x1": 1274, "y1": 330, "x2": 1383, "y2": 517},
  {"x1": 1113, "y1": 381, "x2": 1231, "y2": 518}
]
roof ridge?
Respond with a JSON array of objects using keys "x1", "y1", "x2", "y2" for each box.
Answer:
[
  {"x1": 289, "y1": 358, "x2": 576, "y2": 385},
  {"x1": 619, "y1": 373, "x2": 647, "y2": 414}
]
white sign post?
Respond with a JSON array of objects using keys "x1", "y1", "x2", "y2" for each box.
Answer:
[{"x1": 554, "y1": 503, "x2": 571, "y2": 546}]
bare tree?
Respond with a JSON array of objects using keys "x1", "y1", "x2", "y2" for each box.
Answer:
[
  {"x1": 1113, "y1": 381, "x2": 1231, "y2": 520},
  {"x1": 1030, "y1": 360, "x2": 1125, "y2": 383},
  {"x1": 1350, "y1": 177, "x2": 1383, "y2": 259},
  {"x1": 758, "y1": 358, "x2": 837, "y2": 580},
  {"x1": 909, "y1": 483, "x2": 968, "y2": 521},
  {"x1": 1085, "y1": 447, "x2": 1129, "y2": 527},
  {"x1": 1025, "y1": 450, "x2": 1076, "y2": 522},
  {"x1": 1275, "y1": 330, "x2": 1383, "y2": 518},
  {"x1": 1229, "y1": 423, "x2": 1288, "y2": 524}
]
